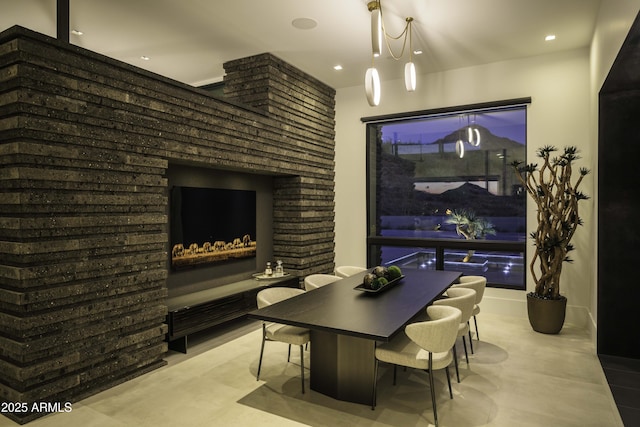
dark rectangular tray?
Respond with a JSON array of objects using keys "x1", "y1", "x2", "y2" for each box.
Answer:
[{"x1": 354, "y1": 275, "x2": 404, "y2": 294}]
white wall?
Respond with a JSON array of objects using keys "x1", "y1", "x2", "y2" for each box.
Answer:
[
  {"x1": 334, "y1": 48, "x2": 593, "y2": 324},
  {"x1": 335, "y1": 0, "x2": 640, "y2": 333}
]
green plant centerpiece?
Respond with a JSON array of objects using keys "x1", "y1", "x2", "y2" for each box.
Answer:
[
  {"x1": 362, "y1": 265, "x2": 403, "y2": 290},
  {"x1": 511, "y1": 146, "x2": 590, "y2": 333}
]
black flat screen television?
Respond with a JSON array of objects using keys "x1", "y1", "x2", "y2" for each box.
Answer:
[{"x1": 170, "y1": 186, "x2": 257, "y2": 269}]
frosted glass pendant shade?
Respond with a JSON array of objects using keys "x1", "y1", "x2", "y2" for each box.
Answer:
[
  {"x1": 371, "y1": 9, "x2": 382, "y2": 57},
  {"x1": 467, "y1": 124, "x2": 481, "y2": 146},
  {"x1": 404, "y1": 61, "x2": 416, "y2": 92},
  {"x1": 473, "y1": 128, "x2": 481, "y2": 146},
  {"x1": 456, "y1": 139, "x2": 465, "y2": 158},
  {"x1": 365, "y1": 67, "x2": 381, "y2": 106}
]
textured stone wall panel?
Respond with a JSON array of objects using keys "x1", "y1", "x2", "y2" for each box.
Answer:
[{"x1": 0, "y1": 27, "x2": 336, "y2": 423}]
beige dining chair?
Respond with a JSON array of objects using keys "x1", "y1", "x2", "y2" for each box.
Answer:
[
  {"x1": 452, "y1": 275, "x2": 487, "y2": 348},
  {"x1": 256, "y1": 287, "x2": 310, "y2": 393},
  {"x1": 303, "y1": 273, "x2": 341, "y2": 291},
  {"x1": 335, "y1": 265, "x2": 367, "y2": 278},
  {"x1": 433, "y1": 287, "x2": 476, "y2": 383},
  {"x1": 372, "y1": 305, "x2": 461, "y2": 427}
]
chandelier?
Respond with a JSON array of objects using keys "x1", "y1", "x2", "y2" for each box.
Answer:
[{"x1": 365, "y1": 0, "x2": 416, "y2": 106}]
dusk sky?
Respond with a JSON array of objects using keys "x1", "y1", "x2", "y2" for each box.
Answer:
[{"x1": 380, "y1": 107, "x2": 527, "y2": 145}]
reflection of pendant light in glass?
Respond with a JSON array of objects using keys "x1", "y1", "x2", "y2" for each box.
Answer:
[
  {"x1": 468, "y1": 114, "x2": 481, "y2": 147},
  {"x1": 467, "y1": 125, "x2": 475, "y2": 145},
  {"x1": 456, "y1": 139, "x2": 465, "y2": 158},
  {"x1": 365, "y1": 67, "x2": 381, "y2": 106},
  {"x1": 456, "y1": 115, "x2": 465, "y2": 158}
]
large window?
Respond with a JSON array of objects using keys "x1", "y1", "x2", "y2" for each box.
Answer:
[{"x1": 365, "y1": 100, "x2": 530, "y2": 289}]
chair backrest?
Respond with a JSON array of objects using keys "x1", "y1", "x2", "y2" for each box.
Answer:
[
  {"x1": 257, "y1": 287, "x2": 305, "y2": 309},
  {"x1": 433, "y1": 287, "x2": 476, "y2": 324},
  {"x1": 335, "y1": 265, "x2": 367, "y2": 278},
  {"x1": 304, "y1": 274, "x2": 341, "y2": 291},
  {"x1": 453, "y1": 275, "x2": 486, "y2": 304},
  {"x1": 405, "y1": 305, "x2": 461, "y2": 354}
]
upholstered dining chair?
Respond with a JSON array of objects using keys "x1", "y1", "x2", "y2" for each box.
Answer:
[
  {"x1": 335, "y1": 265, "x2": 367, "y2": 278},
  {"x1": 451, "y1": 275, "x2": 487, "y2": 347},
  {"x1": 256, "y1": 287, "x2": 310, "y2": 393},
  {"x1": 303, "y1": 273, "x2": 341, "y2": 291},
  {"x1": 433, "y1": 287, "x2": 476, "y2": 383},
  {"x1": 373, "y1": 305, "x2": 462, "y2": 427}
]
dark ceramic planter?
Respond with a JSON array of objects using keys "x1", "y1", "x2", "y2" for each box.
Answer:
[{"x1": 527, "y1": 293, "x2": 567, "y2": 334}]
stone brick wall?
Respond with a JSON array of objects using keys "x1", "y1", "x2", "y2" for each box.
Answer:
[
  {"x1": 224, "y1": 54, "x2": 336, "y2": 275},
  {"x1": 0, "y1": 26, "x2": 335, "y2": 424}
]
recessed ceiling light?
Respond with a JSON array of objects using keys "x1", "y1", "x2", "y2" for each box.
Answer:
[
  {"x1": 333, "y1": 65, "x2": 343, "y2": 71},
  {"x1": 291, "y1": 17, "x2": 317, "y2": 30},
  {"x1": 70, "y1": 29, "x2": 83, "y2": 36},
  {"x1": 140, "y1": 56, "x2": 150, "y2": 61},
  {"x1": 545, "y1": 34, "x2": 556, "y2": 41}
]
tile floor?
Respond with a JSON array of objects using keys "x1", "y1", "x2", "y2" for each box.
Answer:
[
  {"x1": 0, "y1": 313, "x2": 624, "y2": 427},
  {"x1": 600, "y1": 354, "x2": 640, "y2": 426}
]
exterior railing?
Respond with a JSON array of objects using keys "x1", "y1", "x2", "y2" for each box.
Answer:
[{"x1": 367, "y1": 236, "x2": 526, "y2": 290}]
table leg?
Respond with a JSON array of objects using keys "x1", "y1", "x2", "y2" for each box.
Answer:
[{"x1": 309, "y1": 330, "x2": 376, "y2": 405}]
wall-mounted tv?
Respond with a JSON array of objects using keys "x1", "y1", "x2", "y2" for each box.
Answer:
[{"x1": 170, "y1": 186, "x2": 257, "y2": 269}]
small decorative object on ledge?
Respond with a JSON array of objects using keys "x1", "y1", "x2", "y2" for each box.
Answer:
[
  {"x1": 253, "y1": 260, "x2": 288, "y2": 280},
  {"x1": 171, "y1": 234, "x2": 256, "y2": 268}
]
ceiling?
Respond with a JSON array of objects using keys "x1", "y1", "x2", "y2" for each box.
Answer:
[{"x1": 1, "y1": 0, "x2": 601, "y2": 90}]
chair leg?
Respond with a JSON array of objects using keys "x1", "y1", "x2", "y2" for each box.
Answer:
[
  {"x1": 428, "y1": 354, "x2": 439, "y2": 427},
  {"x1": 257, "y1": 325, "x2": 267, "y2": 381},
  {"x1": 445, "y1": 366, "x2": 453, "y2": 399},
  {"x1": 474, "y1": 315, "x2": 480, "y2": 341},
  {"x1": 299, "y1": 345, "x2": 305, "y2": 394},
  {"x1": 287, "y1": 344, "x2": 291, "y2": 362},
  {"x1": 372, "y1": 359, "x2": 379, "y2": 410},
  {"x1": 468, "y1": 324, "x2": 475, "y2": 354},
  {"x1": 452, "y1": 343, "x2": 460, "y2": 383},
  {"x1": 462, "y1": 336, "x2": 469, "y2": 364}
]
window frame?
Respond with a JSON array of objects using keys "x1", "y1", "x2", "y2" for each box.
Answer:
[{"x1": 362, "y1": 98, "x2": 531, "y2": 290}]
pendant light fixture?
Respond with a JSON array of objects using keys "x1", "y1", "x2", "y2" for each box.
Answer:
[
  {"x1": 371, "y1": 3, "x2": 382, "y2": 57},
  {"x1": 365, "y1": 66, "x2": 381, "y2": 106},
  {"x1": 456, "y1": 113, "x2": 484, "y2": 160},
  {"x1": 468, "y1": 114, "x2": 481, "y2": 147},
  {"x1": 365, "y1": 1, "x2": 417, "y2": 106},
  {"x1": 456, "y1": 115, "x2": 465, "y2": 158},
  {"x1": 456, "y1": 139, "x2": 465, "y2": 158},
  {"x1": 404, "y1": 17, "x2": 416, "y2": 92}
]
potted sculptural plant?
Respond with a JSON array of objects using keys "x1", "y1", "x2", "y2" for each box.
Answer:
[{"x1": 511, "y1": 146, "x2": 589, "y2": 334}]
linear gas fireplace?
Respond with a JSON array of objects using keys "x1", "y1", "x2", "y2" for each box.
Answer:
[{"x1": 170, "y1": 186, "x2": 257, "y2": 269}]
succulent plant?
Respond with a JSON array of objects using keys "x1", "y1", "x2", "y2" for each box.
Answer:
[{"x1": 387, "y1": 265, "x2": 402, "y2": 280}]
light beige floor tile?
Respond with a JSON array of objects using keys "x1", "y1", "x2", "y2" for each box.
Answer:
[{"x1": 0, "y1": 314, "x2": 623, "y2": 427}]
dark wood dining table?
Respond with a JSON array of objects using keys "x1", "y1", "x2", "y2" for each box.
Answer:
[{"x1": 247, "y1": 268, "x2": 461, "y2": 406}]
